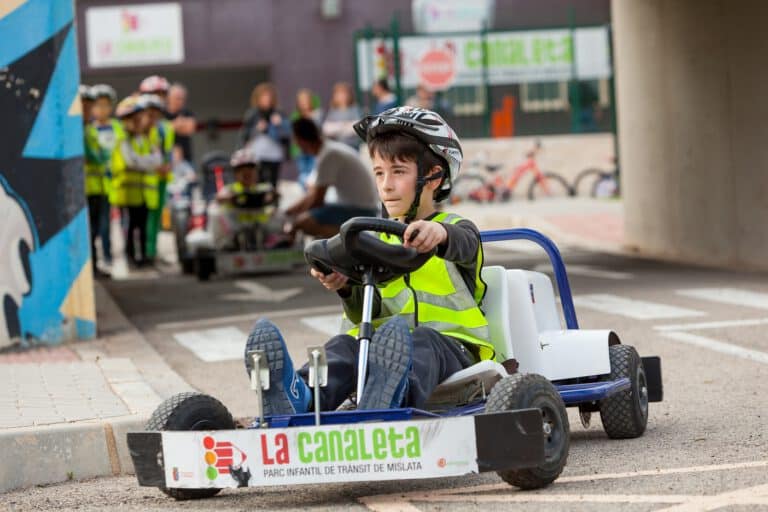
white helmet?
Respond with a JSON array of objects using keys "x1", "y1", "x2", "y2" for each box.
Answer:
[
  {"x1": 91, "y1": 84, "x2": 117, "y2": 104},
  {"x1": 230, "y1": 148, "x2": 258, "y2": 169},
  {"x1": 353, "y1": 106, "x2": 462, "y2": 200}
]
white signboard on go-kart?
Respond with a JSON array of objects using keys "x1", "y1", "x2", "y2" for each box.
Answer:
[
  {"x1": 162, "y1": 418, "x2": 479, "y2": 487},
  {"x1": 86, "y1": 2, "x2": 184, "y2": 68}
]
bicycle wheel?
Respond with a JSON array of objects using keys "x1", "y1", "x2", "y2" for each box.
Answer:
[
  {"x1": 592, "y1": 174, "x2": 619, "y2": 198},
  {"x1": 572, "y1": 168, "x2": 606, "y2": 197},
  {"x1": 449, "y1": 173, "x2": 488, "y2": 204},
  {"x1": 527, "y1": 172, "x2": 573, "y2": 200}
]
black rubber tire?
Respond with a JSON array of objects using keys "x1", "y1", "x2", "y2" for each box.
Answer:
[
  {"x1": 591, "y1": 174, "x2": 619, "y2": 198},
  {"x1": 146, "y1": 392, "x2": 236, "y2": 500},
  {"x1": 572, "y1": 168, "x2": 605, "y2": 196},
  {"x1": 450, "y1": 173, "x2": 487, "y2": 203},
  {"x1": 195, "y1": 255, "x2": 215, "y2": 281},
  {"x1": 484, "y1": 374, "x2": 570, "y2": 489},
  {"x1": 527, "y1": 172, "x2": 573, "y2": 200},
  {"x1": 180, "y1": 257, "x2": 195, "y2": 275},
  {"x1": 599, "y1": 344, "x2": 649, "y2": 439}
]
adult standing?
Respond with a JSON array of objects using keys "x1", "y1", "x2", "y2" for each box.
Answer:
[
  {"x1": 240, "y1": 82, "x2": 290, "y2": 188},
  {"x1": 371, "y1": 78, "x2": 397, "y2": 114},
  {"x1": 165, "y1": 82, "x2": 197, "y2": 165},
  {"x1": 290, "y1": 88, "x2": 324, "y2": 188},
  {"x1": 321, "y1": 81, "x2": 362, "y2": 149},
  {"x1": 285, "y1": 118, "x2": 379, "y2": 238}
]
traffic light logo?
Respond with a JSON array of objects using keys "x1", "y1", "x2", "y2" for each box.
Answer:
[{"x1": 203, "y1": 435, "x2": 248, "y2": 480}]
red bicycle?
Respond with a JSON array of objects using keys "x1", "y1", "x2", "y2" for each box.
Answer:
[{"x1": 451, "y1": 141, "x2": 573, "y2": 203}]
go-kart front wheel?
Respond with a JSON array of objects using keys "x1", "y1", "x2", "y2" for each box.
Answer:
[
  {"x1": 146, "y1": 392, "x2": 235, "y2": 500},
  {"x1": 599, "y1": 344, "x2": 649, "y2": 439},
  {"x1": 484, "y1": 373, "x2": 569, "y2": 489}
]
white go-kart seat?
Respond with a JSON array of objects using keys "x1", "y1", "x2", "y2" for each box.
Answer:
[{"x1": 428, "y1": 266, "x2": 613, "y2": 405}]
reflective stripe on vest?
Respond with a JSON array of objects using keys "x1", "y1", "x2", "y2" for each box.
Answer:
[
  {"x1": 225, "y1": 182, "x2": 274, "y2": 224},
  {"x1": 110, "y1": 134, "x2": 154, "y2": 207},
  {"x1": 343, "y1": 212, "x2": 494, "y2": 361}
]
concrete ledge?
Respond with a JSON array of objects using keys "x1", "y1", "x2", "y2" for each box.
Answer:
[{"x1": 0, "y1": 415, "x2": 149, "y2": 494}]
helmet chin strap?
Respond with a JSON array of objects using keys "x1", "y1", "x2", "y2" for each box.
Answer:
[{"x1": 403, "y1": 154, "x2": 444, "y2": 224}]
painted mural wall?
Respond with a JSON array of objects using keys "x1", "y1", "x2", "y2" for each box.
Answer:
[{"x1": 0, "y1": 0, "x2": 95, "y2": 349}]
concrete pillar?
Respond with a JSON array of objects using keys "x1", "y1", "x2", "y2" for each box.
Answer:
[
  {"x1": 612, "y1": 0, "x2": 768, "y2": 269},
  {"x1": 0, "y1": 0, "x2": 95, "y2": 348}
]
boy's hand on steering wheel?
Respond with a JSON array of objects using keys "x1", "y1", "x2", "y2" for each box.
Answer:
[
  {"x1": 403, "y1": 220, "x2": 447, "y2": 253},
  {"x1": 310, "y1": 268, "x2": 349, "y2": 292}
]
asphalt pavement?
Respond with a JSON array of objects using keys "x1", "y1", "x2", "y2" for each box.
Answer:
[{"x1": 3, "y1": 197, "x2": 768, "y2": 511}]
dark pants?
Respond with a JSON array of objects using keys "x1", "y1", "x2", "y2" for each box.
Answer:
[
  {"x1": 297, "y1": 326, "x2": 475, "y2": 411},
  {"x1": 259, "y1": 161, "x2": 281, "y2": 189},
  {"x1": 87, "y1": 195, "x2": 104, "y2": 270},
  {"x1": 99, "y1": 201, "x2": 112, "y2": 263},
  {"x1": 125, "y1": 205, "x2": 148, "y2": 264}
]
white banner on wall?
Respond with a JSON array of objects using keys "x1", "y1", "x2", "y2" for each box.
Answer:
[
  {"x1": 86, "y1": 2, "x2": 184, "y2": 68},
  {"x1": 357, "y1": 26, "x2": 611, "y2": 91}
]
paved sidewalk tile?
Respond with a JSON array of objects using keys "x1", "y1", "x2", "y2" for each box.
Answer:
[
  {"x1": 0, "y1": 363, "x2": 130, "y2": 429},
  {"x1": 0, "y1": 346, "x2": 79, "y2": 364}
]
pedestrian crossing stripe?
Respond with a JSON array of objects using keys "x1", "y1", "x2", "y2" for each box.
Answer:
[
  {"x1": 676, "y1": 288, "x2": 768, "y2": 310},
  {"x1": 173, "y1": 327, "x2": 248, "y2": 362},
  {"x1": 575, "y1": 294, "x2": 705, "y2": 320}
]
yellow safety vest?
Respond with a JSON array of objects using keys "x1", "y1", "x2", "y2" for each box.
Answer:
[
  {"x1": 225, "y1": 182, "x2": 275, "y2": 224},
  {"x1": 345, "y1": 212, "x2": 494, "y2": 361},
  {"x1": 149, "y1": 120, "x2": 176, "y2": 183},
  {"x1": 84, "y1": 125, "x2": 108, "y2": 196},
  {"x1": 110, "y1": 131, "x2": 155, "y2": 208}
]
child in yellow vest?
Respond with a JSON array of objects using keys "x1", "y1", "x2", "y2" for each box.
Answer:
[
  {"x1": 81, "y1": 85, "x2": 111, "y2": 277},
  {"x1": 90, "y1": 83, "x2": 119, "y2": 268},
  {"x1": 245, "y1": 107, "x2": 492, "y2": 415},
  {"x1": 206, "y1": 148, "x2": 277, "y2": 250},
  {"x1": 111, "y1": 96, "x2": 163, "y2": 266}
]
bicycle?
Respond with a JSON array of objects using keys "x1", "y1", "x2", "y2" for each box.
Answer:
[
  {"x1": 451, "y1": 141, "x2": 573, "y2": 203},
  {"x1": 572, "y1": 158, "x2": 620, "y2": 199}
]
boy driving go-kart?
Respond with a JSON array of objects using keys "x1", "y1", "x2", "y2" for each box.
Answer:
[
  {"x1": 247, "y1": 106, "x2": 495, "y2": 414},
  {"x1": 207, "y1": 148, "x2": 278, "y2": 251},
  {"x1": 186, "y1": 148, "x2": 301, "y2": 280},
  {"x1": 127, "y1": 107, "x2": 662, "y2": 500}
]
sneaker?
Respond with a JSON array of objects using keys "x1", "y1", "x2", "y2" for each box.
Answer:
[
  {"x1": 244, "y1": 319, "x2": 310, "y2": 416},
  {"x1": 359, "y1": 316, "x2": 413, "y2": 410}
]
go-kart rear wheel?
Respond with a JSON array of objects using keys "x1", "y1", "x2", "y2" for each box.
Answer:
[
  {"x1": 599, "y1": 344, "x2": 649, "y2": 439},
  {"x1": 146, "y1": 392, "x2": 235, "y2": 500},
  {"x1": 195, "y1": 254, "x2": 215, "y2": 281},
  {"x1": 484, "y1": 373, "x2": 569, "y2": 489}
]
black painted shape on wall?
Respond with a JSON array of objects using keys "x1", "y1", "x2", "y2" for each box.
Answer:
[{"x1": 0, "y1": 22, "x2": 85, "y2": 247}]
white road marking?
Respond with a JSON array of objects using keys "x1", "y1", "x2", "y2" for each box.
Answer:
[
  {"x1": 575, "y1": 294, "x2": 705, "y2": 319},
  {"x1": 301, "y1": 314, "x2": 341, "y2": 337},
  {"x1": 219, "y1": 280, "x2": 303, "y2": 303},
  {"x1": 661, "y1": 331, "x2": 768, "y2": 364},
  {"x1": 655, "y1": 317, "x2": 768, "y2": 332},
  {"x1": 359, "y1": 460, "x2": 768, "y2": 511},
  {"x1": 533, "y1": 263, "x2": 633, "y2": 280},
  {"x1": 157, "y1": 305, "x2": 341, "y2": 331},
  {"x1": 173, "y1": 326, "x2": 248, "y2": 362},
  {"x1": 677, "y1": 287, "x2": 768, "y2": 310}
]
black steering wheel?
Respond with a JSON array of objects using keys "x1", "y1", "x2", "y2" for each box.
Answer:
[{"x1": 304, "y1": 217, "x2": 436, "y2": 284}]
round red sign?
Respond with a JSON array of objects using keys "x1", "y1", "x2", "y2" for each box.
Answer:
[{"x1": 418, "y1": 49, "x2": 455, "y2": 90}]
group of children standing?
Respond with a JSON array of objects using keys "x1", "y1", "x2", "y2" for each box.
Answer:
[{"x1": 80, "y1": 75, "x2": 179, "y2": 276}]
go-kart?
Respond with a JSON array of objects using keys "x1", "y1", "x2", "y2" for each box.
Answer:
[
  {"x1": 184, "y1": 187, "x2": 304, "y2": 282},
  {"x1": 127, "y1": 218, "x2": 663, "y2": 500}
]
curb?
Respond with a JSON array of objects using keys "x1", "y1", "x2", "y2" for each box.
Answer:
[{"x1": 0, "y1": 415, "x2": 146, "y2": 494}]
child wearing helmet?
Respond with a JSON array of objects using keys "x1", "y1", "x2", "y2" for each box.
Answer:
[
  {"x1": 246, "y1": 107, "x2": 494, "y2": 416},
  {"x1": 111, "y1": 96, "x2": 163, "y2": 266},
  {"x1": 90, "y1": 84, "x2": 120, "y2": 268},
  {"x1": 206, "y1": 148, "x2": 278, "y2": 250},
  {"x1": 81, "y1": 85, "x2": 111, "y2": 277}
]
